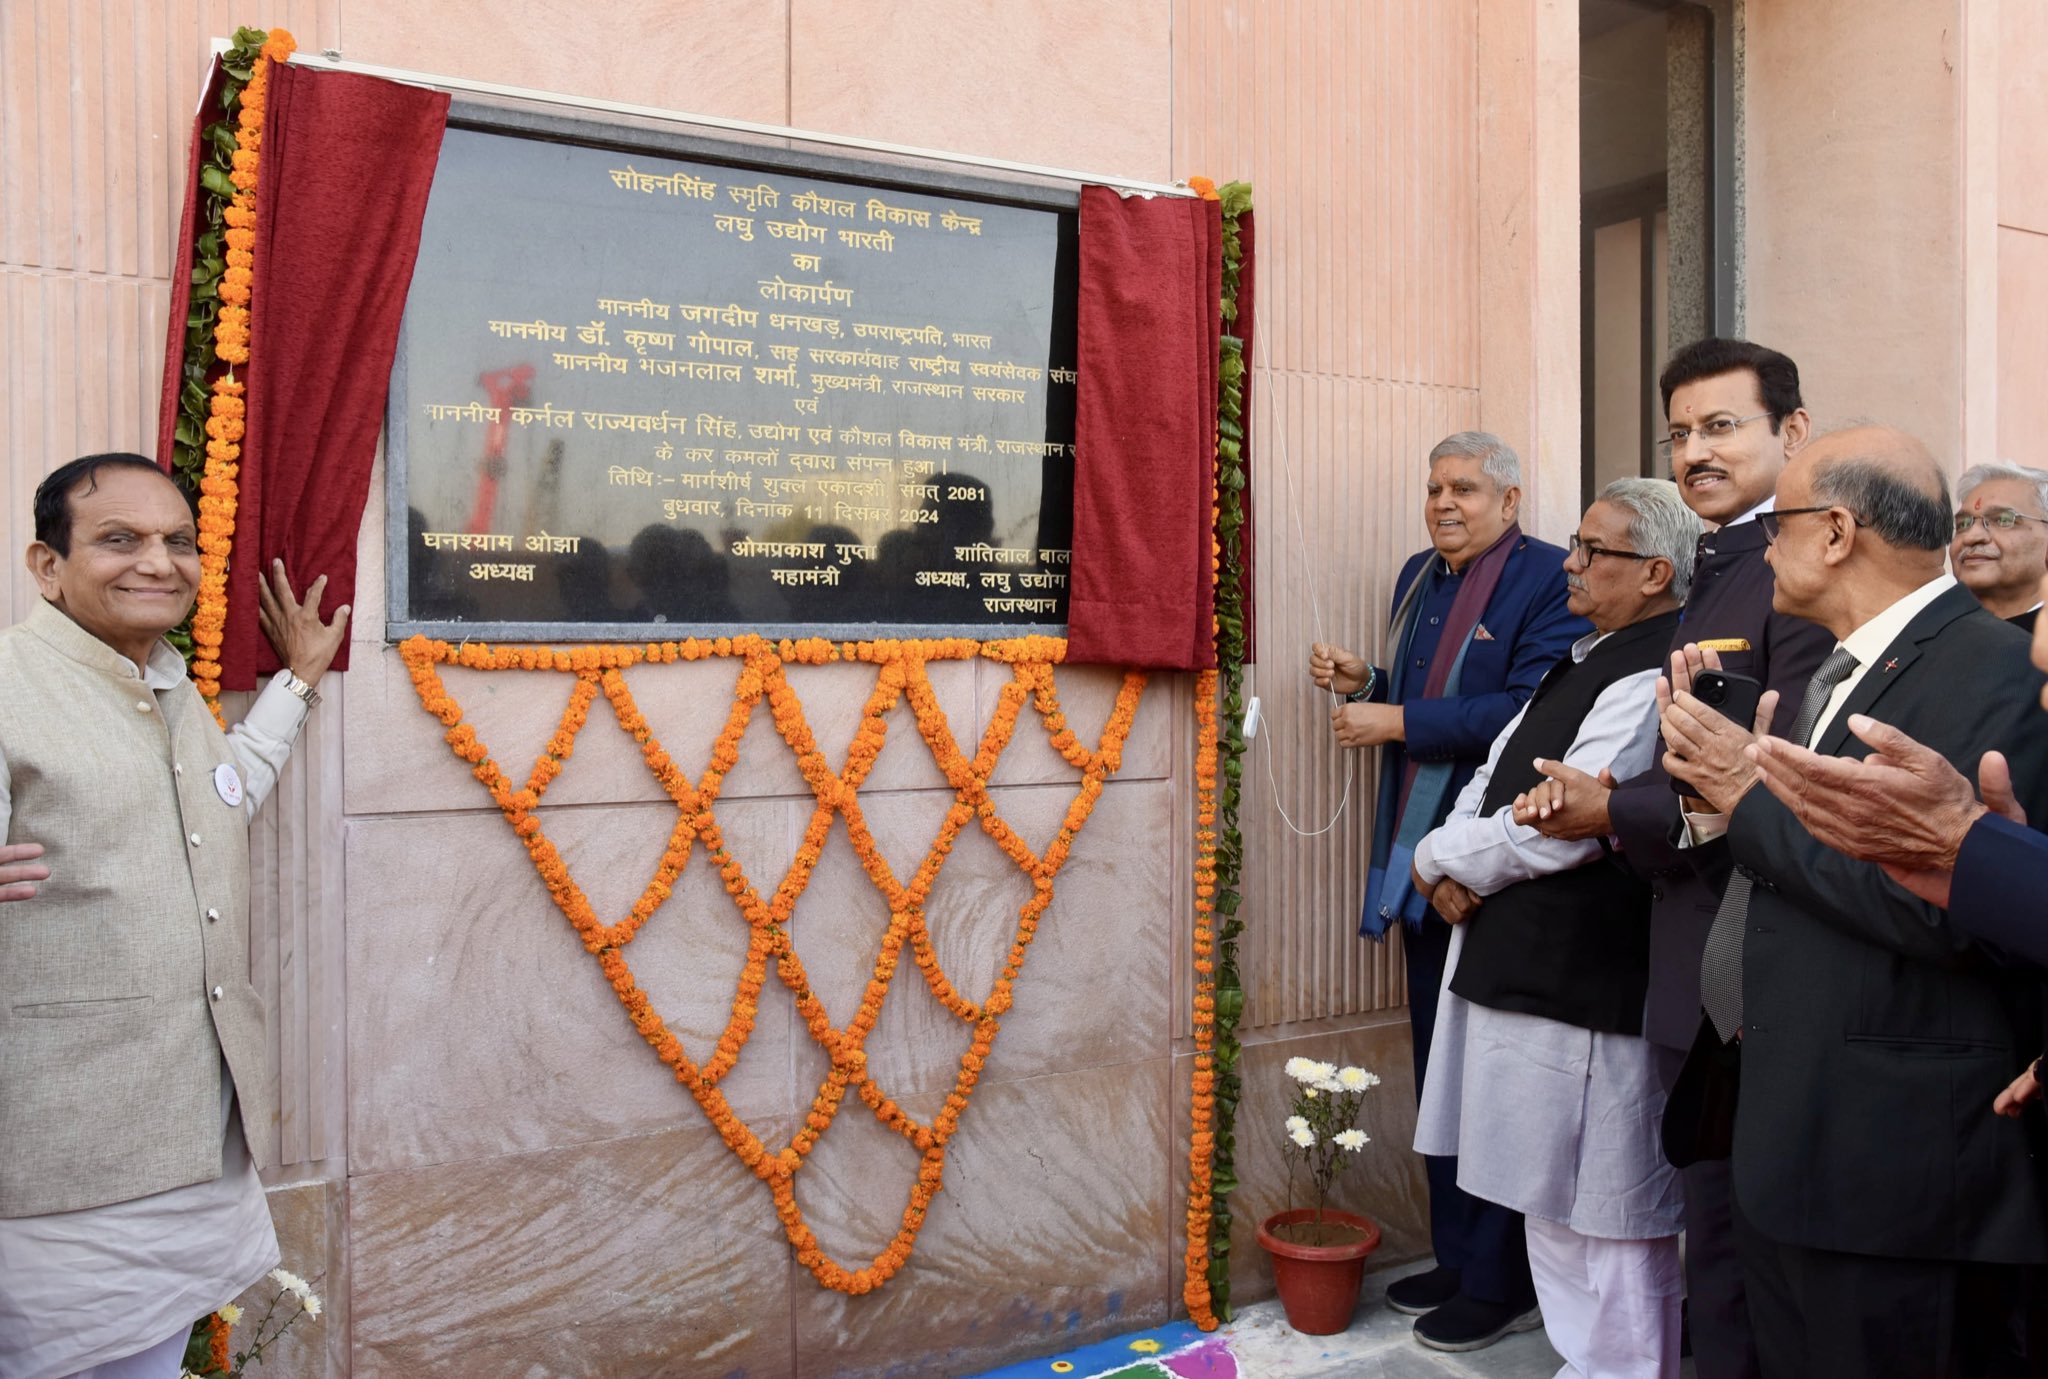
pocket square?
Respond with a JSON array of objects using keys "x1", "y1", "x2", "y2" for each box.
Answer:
[{"x1": 1473, "y1": 624, "x2": 1496, "y2": 642}]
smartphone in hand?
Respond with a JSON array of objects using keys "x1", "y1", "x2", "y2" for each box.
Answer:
[{"x1": 1668, "y1": 669, "x2": 1765, "y2": 796}]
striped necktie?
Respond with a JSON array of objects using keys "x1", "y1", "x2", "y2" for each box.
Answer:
[{"x1": 1698, "y1": 645, "x2": 1861, "y2": 1043}]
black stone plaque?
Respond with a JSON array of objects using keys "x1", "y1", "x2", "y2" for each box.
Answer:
[{"x1": 386, "y1": 109, "x2": 1080, "y2": 641}]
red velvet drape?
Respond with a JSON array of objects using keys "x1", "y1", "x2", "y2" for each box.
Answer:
[
  {"x1": 227, "y1": 64, "x2": 448, "y2": 684},
  {"x1": 157, "y1": 62, "x2": 448, "y2": 687},
  {"x1": 1066, "y1": 187, "x2": 1223, "y2": 670}
]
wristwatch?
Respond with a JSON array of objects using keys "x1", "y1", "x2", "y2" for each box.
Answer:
[{"x1": 280, "y1": 668, "x2": 322, "y2": 709}]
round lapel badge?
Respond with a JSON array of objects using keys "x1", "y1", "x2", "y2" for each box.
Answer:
[{"x1": 214, "y1": 762, "x2": 245, "y2": 808}]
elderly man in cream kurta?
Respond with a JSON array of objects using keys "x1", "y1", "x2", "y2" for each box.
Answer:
[{"x1": 0, "y1": 454, "x2": 347, "y2": 1379}]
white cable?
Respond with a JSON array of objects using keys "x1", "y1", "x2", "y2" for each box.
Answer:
[{"x1": 1237, "y1": 267, "x2": 1355, "y2": 838}]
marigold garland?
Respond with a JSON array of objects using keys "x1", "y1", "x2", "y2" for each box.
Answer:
[
  {"x1": 207, "y1": 1311, "x2": 231, "y2": 1372},
  {"x1": 1183, "y1": 178, "x2": 1253, "y2": 1329},
  {"x1": 1183, "y1": 669, "x2": 1222, "y2": 1328},
  {"x1": 399, "y1": 633, "x2": 1146, "y2": 1293},
  {"x1": 187, "y1": 27, "x2": 295, "y2": 723}
]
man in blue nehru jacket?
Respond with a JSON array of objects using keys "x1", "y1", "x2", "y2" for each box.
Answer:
[{"x1": 1309, "y1": 430, "x2": 1585, "y2": 1351}]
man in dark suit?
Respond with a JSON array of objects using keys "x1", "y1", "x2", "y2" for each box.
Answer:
[
  {"x1": 1308, "y1": 430, "x2": 1587, "y2": 1351},
  {"x1": 1951, "y1": 462, "x2": 2048, "y2": 633},
  {"x1": 1739, "y1": 564, "x2": 2046, "y2": 934},
  {"x1": 1655, "y1": 426, "x2": 2048, "y2": 1378},
  {"x1": 1742, "y1": 568, "x2": 2048, "y2": 1095},
  {"x1": 1517, "y1": 337, "x2": 1831, "y2": 1379}
]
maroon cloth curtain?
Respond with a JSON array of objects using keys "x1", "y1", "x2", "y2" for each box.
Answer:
[
  {"x1": 155, "y1": 63, "x2": 448, "y2": 687},
  {"x1": 223, "y1": 64, "x2": 449, "y2": 685},
  {"x1": 1234, "y1": 210, "x2": 1257, "y2": 664},
  {"x1": 1066, "y1": 187, "x2": 1223, "y2": 670}
]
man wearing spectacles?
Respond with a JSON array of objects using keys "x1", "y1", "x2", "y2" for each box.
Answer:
[
  {"x1": 1950, "y1": 462, "x2": 2048, "y2": 632},
  {"x1": 1305, "y1": 431, "x2": 1586, "y2": 1351},
  {"x1": 1414, "y1": 479, "x2": 1699, "y2": 1379},
  {"x1": 1650, "y1": 426, "x2": 2047, "y2": 1378},
  {"x1": 1744, "y1": 567, "x2": 2048, "y2": 1094},
  {"x1": 1515, "y1": 338, "x2": 1832, "y2": 1379}
]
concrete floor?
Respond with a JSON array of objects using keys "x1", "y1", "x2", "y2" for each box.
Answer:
[
  {"x1": 1217, "y1": 1260, "x2": 1699, "y2": 1378},
  {"x1": 1218, "y1": 1264, "x2": 1561, "y2": 1379}
]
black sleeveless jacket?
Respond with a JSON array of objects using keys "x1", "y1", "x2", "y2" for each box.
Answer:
[{"x1": 1447, "y1": 609, "x2": 1680, "y2": 1036}]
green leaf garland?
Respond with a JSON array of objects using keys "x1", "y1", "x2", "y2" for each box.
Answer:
[
  {"x1": 1205, "y1": 181, "x2": 1252, "y2": 1319},
  {"x1": 164, "y1": 25, "x2": 269, "y2": 662}
]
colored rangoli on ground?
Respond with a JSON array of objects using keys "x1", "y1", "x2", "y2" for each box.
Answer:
[{"x1": 964, "y1": 1322, "x2": 1238, "y2": 1379}]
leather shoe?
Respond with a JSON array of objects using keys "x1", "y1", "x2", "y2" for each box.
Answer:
[
  {"x1": 1384, "y1": 1265, "x2": 1461, "y2": 1316},
  {"x1": 1412, "y1": 1293, "x2": 1543, "y2": 1352}
]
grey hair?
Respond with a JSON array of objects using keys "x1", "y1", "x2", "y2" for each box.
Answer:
[
  {"x1": 1427, "y1": 431, "x2": 1521, "y2": 490},
  {"x1": 1599, "y1": 477, "x2": 1702, "y2": 602},
  {"x1": 1956, "y1": 462, "x2": 2048, "y2": 518},
  {"x1": 1807, "y1": 455, "x2": 1952, "y2": 552}
]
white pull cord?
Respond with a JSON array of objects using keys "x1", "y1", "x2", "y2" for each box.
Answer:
[{"x1": 1236, "y1": 282, "x2": 1356, "y2": 838}]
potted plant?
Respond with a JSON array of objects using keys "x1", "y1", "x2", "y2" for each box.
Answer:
[
  {"x1": 180, "y1": 1267, "x2": 323, "y2": 1378},
  {"x1": 1255, "y1": 1057, "x2": 1383, "y2": 1334}
]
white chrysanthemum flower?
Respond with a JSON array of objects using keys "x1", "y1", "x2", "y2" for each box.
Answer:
[
  {"x1": 1314, "y1": 1076, "x2": 1344, "y2": 1094},
  {"x1": 1304, "y1": 1087, "x2": 1319, "y2": 1099},
  {"x1": 271, "y1": 1268, "x2": 312, "y2": 1301},
  {"x1": 1285, "y1": 1114, "x2": 1309, "y2": 1135},
  {"x1": 303, "y1": 1293, "x2": 323, "y2": 1318},
  {"x1": 218, "y1": 1304, "x2": 243, "y2": 1326},
  {"x1": 1288, "y1": 1125, "x2": 1316, "y2": 1149},
  {"x1": 1337, "y1": 1066, "x2": 1379, "y2": 1092},
  {"x1": 1334, "y1": 1128, "x2": 1369, "y2": 1151},
  {"x1": 1284, "y1": 1056, "x2": 1317, "y2": 1080},
  {"x1": 1307, "y1": 1060, "x2": 1337, "y2": 1083}
]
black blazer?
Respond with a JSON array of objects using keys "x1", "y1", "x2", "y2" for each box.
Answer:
[
  {"x1": 1727, "y1": 585, "x2": 2048, "y2": 1263},
  {"x1": 1607, "y1": 518, "x2": 1834, "y2": 1051}
]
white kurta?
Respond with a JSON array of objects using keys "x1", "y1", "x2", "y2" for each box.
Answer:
[
  {"x1": 0, "y1": 646, "x2": 306, "y2": 1379},
  {"x1": 1408, "y1": 631, "x2": 1681, "y2": 1241},
  {"x1": 1414, "y1": 932, "x2": 1682, "y2": 1240}
]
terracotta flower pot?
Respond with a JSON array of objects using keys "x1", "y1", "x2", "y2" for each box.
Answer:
[{"x1": 1256, "y1": 1207, "x2": 1382, "y2": 1335}]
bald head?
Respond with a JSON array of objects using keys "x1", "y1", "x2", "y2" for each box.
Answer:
[
  {"x1": 1792, "y1": 426, "x2": 1952, "y2": 551},
  {"x1": 1767, "y1": 425, "x2": 1953, "y2": 637}
]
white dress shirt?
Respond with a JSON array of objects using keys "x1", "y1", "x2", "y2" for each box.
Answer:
[
  {"x1": 1807, "y1": 574, "x2": 1955, "y2": 744},
  {"x1": 1724, "y1": 493, "x2": 1776, "y2": 528}
]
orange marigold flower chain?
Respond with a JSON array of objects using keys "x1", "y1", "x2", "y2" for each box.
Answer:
[
  {"x1": 1184, "y1": 670, "x2": 1221, "y2": 1328},
  {"x1": 399, "y1": 634, "x2": 1146, "y2": 1293},
  {"x1": 191, "y1": 28, "x2": 296, "y2": 723}
]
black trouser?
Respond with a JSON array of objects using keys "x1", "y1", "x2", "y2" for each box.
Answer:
[
  {"x1": 1652, "y1": 1040, "x2": 1761, "y2": 1379},
  {"x1": 1404, "y1": 916, "x2": 1536, "y2": 1310},
  {"x1": 1680, "y1": 1157, "x2": 1762, "y2": 1378},
  {"x1": 1733, "y1": 1200, "x2": 2028, "y2": 1379}
]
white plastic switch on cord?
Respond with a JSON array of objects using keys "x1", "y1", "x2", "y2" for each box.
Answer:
[{"x1": 1243, "y1": 696, "x2": 1262, "y2": 740}]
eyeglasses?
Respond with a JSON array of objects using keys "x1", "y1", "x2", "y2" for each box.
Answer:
[
  {"x1": 1756, "y1": 506, "x2": 1866, "y2": 543},
  {"x1": 1656, "y1": 413, "x2": 1773, "y2": 452},
  {"x1": 1567, "y1": 535, "x2": 1655, "y2": 563},
  {"x1": 1953, "y1": 507, "x2": 2048, "y2": 537}
]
